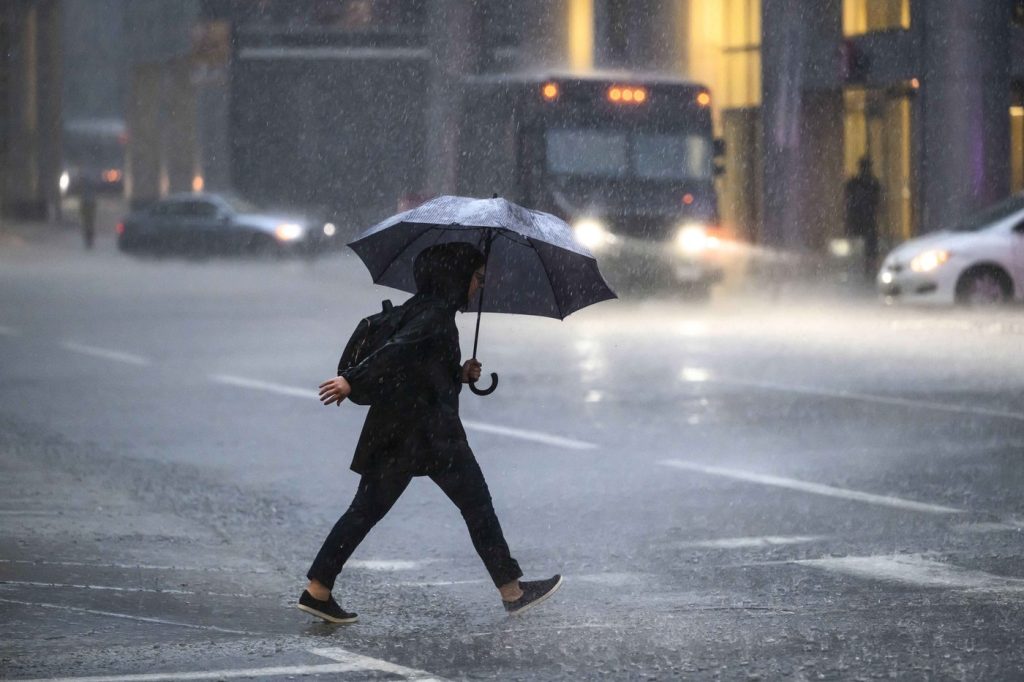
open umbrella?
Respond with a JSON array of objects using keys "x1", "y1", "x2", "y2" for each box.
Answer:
[{"x1": 347, "y1": 195, "x2": 617, "y2": 395}]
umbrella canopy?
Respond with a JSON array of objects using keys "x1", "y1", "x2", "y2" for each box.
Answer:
[{"x1": 348, "y1": 195, "x2": 616, "y2": 320}]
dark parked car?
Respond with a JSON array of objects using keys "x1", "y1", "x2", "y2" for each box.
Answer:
[{"x1": 116, "y1": 193, "x2": 338, "y2": 257}]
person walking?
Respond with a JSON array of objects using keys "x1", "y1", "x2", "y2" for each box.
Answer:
[
  {"x1": 844, "y1": 156, "x2": 882, "y2": 282},
  {"x1": 300, "y1": 242, "x2": 562, "y2": 623}
]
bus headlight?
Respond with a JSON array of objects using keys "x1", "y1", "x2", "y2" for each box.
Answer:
[
  {"x1": 574, "y1": 219, "x2": 615, "y2": 250},
  {"x1": 676, "y1": 223, "x2": 709, "y2": 256}
]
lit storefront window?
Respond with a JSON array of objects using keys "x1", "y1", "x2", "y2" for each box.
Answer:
[
  {"x1": 721, "y1": 0, "x2": 761, "y2": 109},
  {"x1": 568, "y1": 0, "x2": 594, "y2": 73},
  {"x1": 843, "y1": 0, "x2": 910, "y2": 36},
  {"x1": 1011, "y1": 93, "x2": 1024, "y2": 193},
  {"x1": 843, "y1": 83, "x2": 915, "y2": 242},
  {"x1": 684, "y1": 0, "x2": 762, "y2": 241}
]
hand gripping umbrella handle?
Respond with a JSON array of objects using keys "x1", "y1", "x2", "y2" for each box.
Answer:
[
  {"x1": 469, "y1": 229, "x2": 498, "y2": 397},
  {"x1": 469, "y1": 372, "x2": 499, "y2": 396}
]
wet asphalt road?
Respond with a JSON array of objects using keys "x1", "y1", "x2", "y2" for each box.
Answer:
[{"x1": 2, "y1": 222, "x2": 1024, "y2": 681}]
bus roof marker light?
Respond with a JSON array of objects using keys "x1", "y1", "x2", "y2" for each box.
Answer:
[
  {"x1": 609, "y1": 87, "x2": 622, "y2": 102},
  {"x1": 542, "y1": 82, "x2": 559, "y2": 101},
  {"x1": 697, "y1": 91, "x2": 711, "y2": 107},
  {"x1": 622, "y1": 88, "x2": 634, "y2": 102},
  {"x1": 634, "y1": 88, "x2": 647, "y2": 103}
]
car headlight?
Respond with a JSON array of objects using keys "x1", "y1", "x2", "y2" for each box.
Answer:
[
  {"x1": 676, "y1": 223, "x2": 709, "y2": 255},
  {"x1": 274, "y1": 223, "x2": 303, "y2": 241},
  {"x1": 909, "y1": 249, "x2": 950, "y2": 273},
  {"x1": 323, "y1": 222, "x2": 336, "y2": 237},
  {"x1": 574, "y1": 219, "x2": 615, "y2": 250},
  {"x1": 59, "y1": 171, "x2": 70, "y2": 194}
]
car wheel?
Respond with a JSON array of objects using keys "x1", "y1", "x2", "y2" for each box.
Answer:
[{"x1": 955, "y1": 266, "x2": 1012, "y2": 306}]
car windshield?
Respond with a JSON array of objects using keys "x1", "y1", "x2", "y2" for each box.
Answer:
[
  {"x1": 545, "y1": 128, "x2": 712, "y2": 181},
  {"x1": 950, "y1": 194, "x2": 1024, "y2": 232}
]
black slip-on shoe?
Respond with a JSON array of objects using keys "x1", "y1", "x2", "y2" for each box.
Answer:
[
  {"x1": 503, "y1": 575, "x2": 563, "y2": 616},
  {"x1": 297, "y1": 590, "x2": 358, "y2": 624}
]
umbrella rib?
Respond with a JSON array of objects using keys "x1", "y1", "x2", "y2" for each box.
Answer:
[{"x1": 529, "y1": 238, "x2": 565, "y2": 320}]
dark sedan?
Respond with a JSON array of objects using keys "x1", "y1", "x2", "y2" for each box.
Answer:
[{"x1": 116, "y1": 193, "x2": 338, "y2": 257}]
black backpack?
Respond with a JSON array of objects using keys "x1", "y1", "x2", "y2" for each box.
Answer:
[{"x1": 336, "y1": 300, "x2": 408, "y2": 405}]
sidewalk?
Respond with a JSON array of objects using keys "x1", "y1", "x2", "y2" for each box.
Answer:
[{"x1": 0, "y1": 196, "x2": 125, "y2": 253}]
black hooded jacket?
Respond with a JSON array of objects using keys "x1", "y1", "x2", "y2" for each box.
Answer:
[{"x1": 338, "y1": 243, "x2": 485, "y2": 476}]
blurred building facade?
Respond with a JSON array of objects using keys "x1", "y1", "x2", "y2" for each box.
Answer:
[
  {"x1": 32, "y1": 0, "x2": 1024, "y2": 253},
  {"x1": 1, "y1": 0, "x2": 62, "y2": 220},
  {"x1": 683, "y1": 0, "x2": 1021, "y2": 253}
]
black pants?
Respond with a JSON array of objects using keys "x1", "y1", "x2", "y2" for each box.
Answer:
[{"x1": 307, "y1": 445, "x2": 522, "y2": 590}]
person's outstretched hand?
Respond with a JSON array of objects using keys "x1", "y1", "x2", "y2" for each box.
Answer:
[
  {"x1": 319, "y1": 376, "x2": 352, "y2": 406},
  {"x1": 461, "y1": 359, "x2": 482, "y2": 384}
]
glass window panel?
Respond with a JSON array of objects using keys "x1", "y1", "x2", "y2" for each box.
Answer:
[
  {"x1": 546, "y1": 129, "x2": 628, "y2": 178},
  {"x1": 843, "y1": 0, "x2": 910, "y2": 36},
  {"x1": 633, "y1": 134, "x2": 712, "y2": 180}
]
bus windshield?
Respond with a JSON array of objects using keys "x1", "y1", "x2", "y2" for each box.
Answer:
[{"x1": 546, "y1": 128, "x2": 712, "y2": 181}]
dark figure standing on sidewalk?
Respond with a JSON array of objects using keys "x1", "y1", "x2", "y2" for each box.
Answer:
[
  {"x1": 844, "y1": 156, "x2": 882, "y2": 282},
  {"x1": 300, "y1": 242, "x2": 561, "y2": 623},
  {"x1": 79, "y1": 181, "x2": 98, "y2": 250}
]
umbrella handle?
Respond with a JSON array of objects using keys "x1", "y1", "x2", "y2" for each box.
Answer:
[{"x1": 469, "y1": 372, "x2": 499, "y2": 396}]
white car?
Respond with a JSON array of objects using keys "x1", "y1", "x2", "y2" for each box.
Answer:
[{"x1": 877, "y1": 195, "x2": 1024, "y2": 305}]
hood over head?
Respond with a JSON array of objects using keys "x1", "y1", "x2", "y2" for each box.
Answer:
[{"x1": 413, "y1": 242, "x2": 486, "y2": 311}]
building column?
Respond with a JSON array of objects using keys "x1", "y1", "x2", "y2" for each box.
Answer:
[
  {"x1": 424, "y1": 1, "x2": 479, "y2": 196},
  {"x1": 164, "y1": 57, "x2": 198, "y2": 194},
  {"x1": 760, "y1": 0, "x2": 843, "y2": 251},
  {"x1": 1, "y1": 0, "x2": 61, "y2": 221},
  {"x1": 126, "y1": 64, "x2": 162, "y2": 208},
  {"x1": 918, "y1": 1, "x2": 1010, "y2": 232}
]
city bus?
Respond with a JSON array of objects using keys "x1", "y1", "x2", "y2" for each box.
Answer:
[{"x1": 456, "y1": 73, "x2": 728, "y2": 296}]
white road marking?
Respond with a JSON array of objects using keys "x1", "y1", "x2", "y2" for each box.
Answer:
[
  {"x1": 461, "y1": 420, "x2": 597, "y2": 450},
  {"x1": 715, "y1": 376, "x2": 1024, "y2": 422},
  {"x1": 793, "y1": 554, "x2": 1024, "y2": 594},
  {"x1": 0, "y1": 580, "x2": 252, "y2": 598},
  {"x1": 672, "y1": 535, "x2": 827, "y2": 550},
  {"x1": 312, "y1": 647, "x2": 448, "y2": 680},
  {"x1": 347, "y1": 559, "x2": 427, "y2": 571},
  {"x1": 399, "y1": 578, "x2": 488, "y2": 587},
  {"x1": 953, "y1": 520, "x2": 1024, "y2": 534},
  {"x1": 61, "y1": 341, "x2": 150, "y2": 366},
  {"x1": 0, "y1": 510, "x2": 62, "y2": 516},
  {"x1": 0, "y1": 558, "x2": 273, "y2": 573},
  {"x1": 16, "y1": 648, "x2": 447, "y2": 682},
  {"x1": 16, "y1": 665, "x2": 364, "y2": 682},
  {"x1": 658, "y1": 459, "x2": 964, "y2": 515},
  {"x1": 209, "y1": 374, "x2": 314, "y2": 399},
  {"x1": 0, "y1": 598, "x2": 251, "y2": 635},
  {"x1": 210, "y1": 374, "x2": 598, "y2": 450}
]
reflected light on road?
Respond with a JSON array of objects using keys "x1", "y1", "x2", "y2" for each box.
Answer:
[
  {"x1": 574, "y1": 338, "x2": 607, "y2": 383},
  {"x1": 681, "y1": 367, "x2": 711, "y2": 383},
  {"x1": 676, "y1": 321, "x2": 709, "y2": 337},
  {"x1": 584, "y1": 390, "x2": 603, "y2": 403}
]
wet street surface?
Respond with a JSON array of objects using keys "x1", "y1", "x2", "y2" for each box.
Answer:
[{"x1": 2, "y1": 227, "x2": 1024, "y2": 680}]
